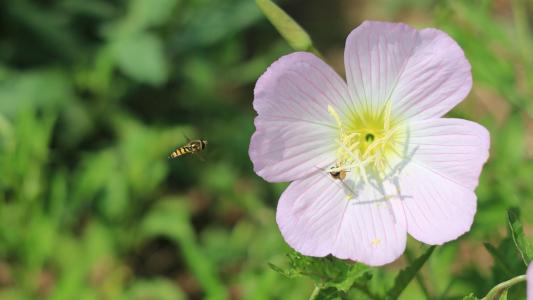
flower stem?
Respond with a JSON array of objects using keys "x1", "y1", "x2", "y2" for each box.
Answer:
[
  {"x1": 308, "y1": 286, "x2": 320, "y2": 300},
  {"x1": 405, "y1": 248, "x2": 434, "y2": 300},
  {"x1": 481, "y1": 274, "x2": 526, "y2": 300}
]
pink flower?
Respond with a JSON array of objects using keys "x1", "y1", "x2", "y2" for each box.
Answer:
[{"x1": 249, "y1": 21, "x2": 490, "y2": 266}]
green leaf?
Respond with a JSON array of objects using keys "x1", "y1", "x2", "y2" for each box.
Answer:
[
  {"x1": 129, "y1": 0, "x2": 178, "y2": 29},
  {"x1": 507, "y1": 207, "x2": 533, "y2": 265},
  {"x1": 0, "y1": 68, "x2": 74, "y2": 117},
  {"x1": 483, "y1": 242, "x2": 513, "y2": 276},
  {"x1": 270, "y1": 251, "x2": 371, "y2": 294},
  {"x1": 330, "y1": 264, "x2": 369, "y2": 292},
  {"x1": 255, "y1": 0, "x2": 317, "y2": 54},
  {"x1": 112, "y1": 32, "x2": 168, "y2": 85},
  {"x1": 386, "y1": 246, "x2": 435, "y2": 300},
  {"x1": 268, "y1": 262, "x2": 291, "y2": 277}
]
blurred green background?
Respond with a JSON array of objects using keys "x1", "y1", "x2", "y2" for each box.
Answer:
[{"x1": 0, "y1": 0, "x2": 533, "y2": 299}]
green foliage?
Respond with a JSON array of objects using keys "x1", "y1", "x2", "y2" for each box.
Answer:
[
  {"x1": 141, "y1": 199, "x2": 227, "y2": 300},
  {"x1": 270, "y1": 251, "x2": 370, "y2": 294},
  {"x1": 481, "y1": 207, "x2": 532, "y2": 299},
  {"x1": 112, "y1": 32, "x2": 168, "y2": 85},
  {"x1": 386, "y1": 246, "x2": 435, "y2": 300},
  {"x1": 121, "y1": 279, "x2": 186, "y2": 300},
  {"x1": 507, "y1": 208, "x2": 533, "y2": 264},
  {"x1": 270, "y1": 247, "x2": 435, "y2": 299},
  {"x1": 0, "y1": 0, "x2": 533, "y2": 299}
]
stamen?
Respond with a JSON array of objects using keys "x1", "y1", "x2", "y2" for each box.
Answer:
[
  {"x1": 328, "y1": 101, "x2": 403, "y2": 185},
  {"x1": 328, "y1": 105, "x2": 343, "y2": 129},
  {"x1": 383, "y1": 100, "x2": 392, "y2": 131}
]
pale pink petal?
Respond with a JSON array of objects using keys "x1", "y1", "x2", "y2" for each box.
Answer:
[
  {"x1": 344, "y1": 21, "x2": 471, "y2": 121},
  {"x1": 277, "y1": 173, "x2": 407, "y2": 266},
  {"x1": 276, "y1": 173, "x2": 347, "y2": 256},
  {"x1": 391, "y1": 29, "x2": 472, "y2": 120},
  {"x1": 405, "y1": 118, "x2": 490, "y2": 190},
  {"x1": 331, "y1": 184, "x2": 407, "y2": 266},
  {"x1": 345, "y1": 21, "x2": 417, "y2": 117},
  {"x1": 397, "y1": 118, "x2": 489, "y2": 244},
  {"x1": 398, "y1": 162, "x2": 476, "y2": 245},
  {"x1": 250, "y1": 52, "x2": 352, "y2": 182},
  {"x1": 527, "y1": 262, "x2": 533, "y2": 300}
]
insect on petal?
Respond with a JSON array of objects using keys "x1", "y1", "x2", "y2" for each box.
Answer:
[{"x1": 250, "y1": 52, "x2": 352, "y2": 182}]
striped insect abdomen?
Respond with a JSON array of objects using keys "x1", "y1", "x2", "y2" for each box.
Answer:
[{"x1": 169, "y1": 146, "x2": 193, "y2": 159}]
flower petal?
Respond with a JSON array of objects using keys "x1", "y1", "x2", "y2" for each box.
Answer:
[
  {"x1": 344, "y1": 21, "x2": 471, "y2": 121},
  {"x1": 397, "y1": 118, "x2": 489, "y2": 244},
  {"x1": 332, "y1": 183, "x2": 407, "y2": 266},
  {"x1": 398, "y1": 162, "x2": 477, "y2": 245},
  {"x1": 250, "y1": 52, "x2": 351, "y2": 182},
  {"x1": 391, "y1": 29, "x2": 472, "y2": 120},
  {"x1": 345, "y1": 21, "x2": 418, "y2": 117},
  {"x1": 277, "y1": 172, "x2": 407, "y2": 266},
  {"x1": 406, "y1": 118, "x2": 490, "y2": 190},
  {"x1": 276, "y1": 173, "x2": 347, "y2": 257}
]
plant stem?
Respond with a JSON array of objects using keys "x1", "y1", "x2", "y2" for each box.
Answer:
[
  {"x1": 405, "y1": 248, "x2": 434, "y2": 300},
  {"x1": 481, "y1": 275, "x2": 526, "y2": 300},
  {"x1": 308, "y1": 286, "x2": 320, "y2": 300}
]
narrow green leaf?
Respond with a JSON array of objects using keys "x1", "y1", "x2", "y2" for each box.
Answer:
[
  {"x1": 483, "y1": 242, "x2": 513, "y2": 276},
  {"x1": 386, "y1": 246, "x2": 435, "y2": 300},
  {"x1": 255, "y1": 0, "x2": 318, "y2": 54},
  {"x1": 268, "y1": 262, "x2": 290, "y2": 277},
  {"x1": 507, "y1": 207, "x2": 533, "y2": 265}
]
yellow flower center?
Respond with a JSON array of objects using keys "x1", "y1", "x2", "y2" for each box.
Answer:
[{"x1": 328, "y1": 102, "x2": 405, "y2": 183}]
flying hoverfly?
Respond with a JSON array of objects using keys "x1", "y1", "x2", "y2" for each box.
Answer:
[{"x1": 168, "y1": 138, "x2": 208, "y2": 159}]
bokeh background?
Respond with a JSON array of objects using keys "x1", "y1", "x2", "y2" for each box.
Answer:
[{"x1": 1, "y1": 0, "x2": 533, "y2": 299}]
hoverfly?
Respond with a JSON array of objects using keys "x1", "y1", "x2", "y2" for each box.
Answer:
[
  {"x1": 323, "y1": 165, "x2": 356, "y2": 200},
  {"x1": 329, "y1": 169, "x2": 347, "y2": 181},
  {"x1": 328, "y1": 163, "x2": 348, "y2": 181},
  {"x1": 168, "y1": 138, "x2": 208, "y2": 159}
]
